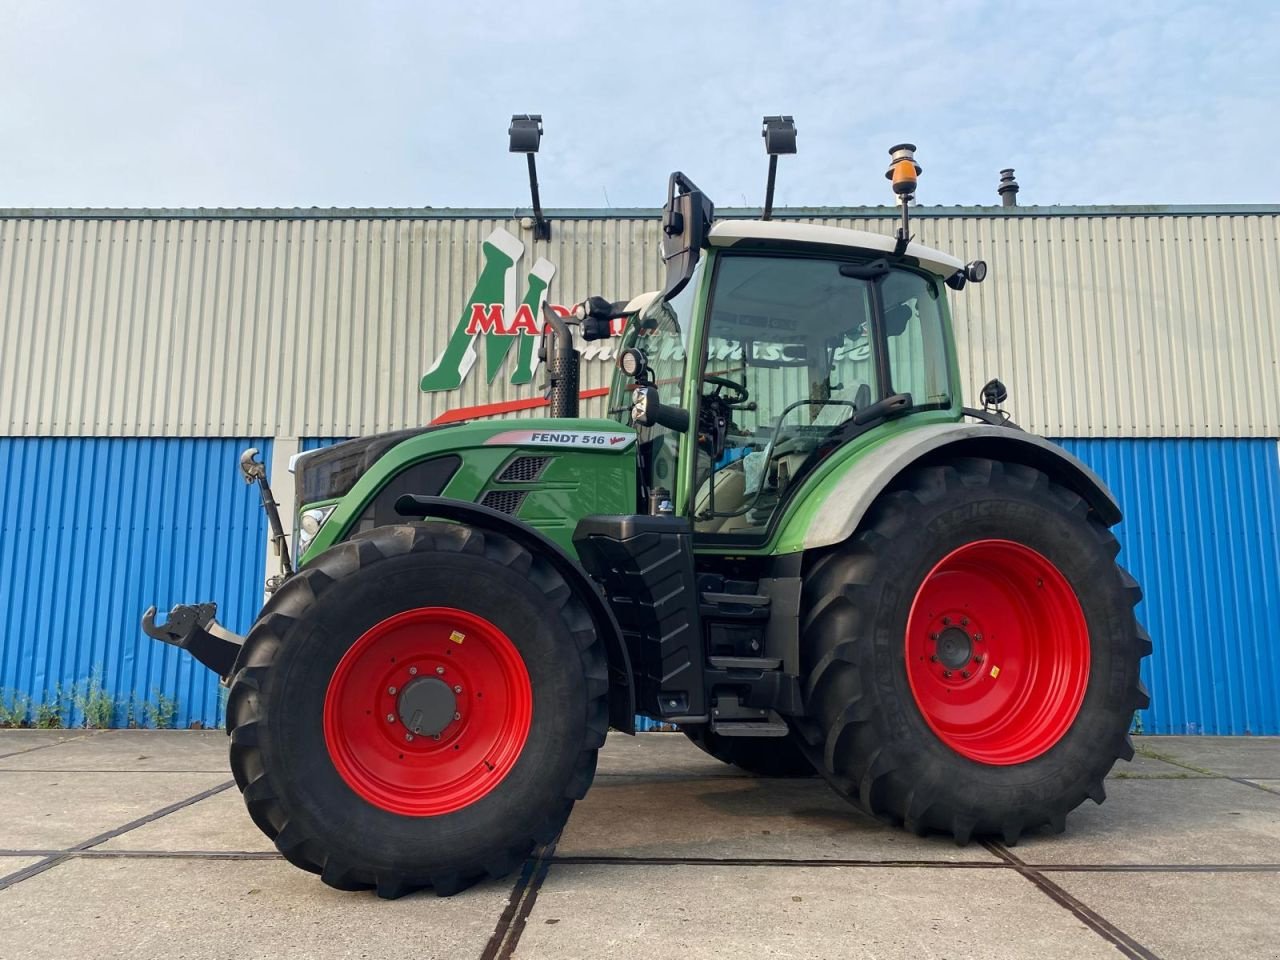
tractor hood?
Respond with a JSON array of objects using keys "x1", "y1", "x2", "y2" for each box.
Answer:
[
  {"x1": 295, "y1": 417, "x2": 639, "y2": 563},
  {"x1": 293, "y1": 424, "x2": 463, "y2": 506}
]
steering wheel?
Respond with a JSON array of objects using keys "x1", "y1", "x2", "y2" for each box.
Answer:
[{"x1": 703, "y1": 374, "x2": 750, "y2": 407}]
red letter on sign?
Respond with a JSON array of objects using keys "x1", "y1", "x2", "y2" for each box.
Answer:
[
  {"x1": 466, "y1": 303, "x2": 506, "y2": 335},
  {"x1": 508, "y1": 303, "x2": 539, "y2": 336}
]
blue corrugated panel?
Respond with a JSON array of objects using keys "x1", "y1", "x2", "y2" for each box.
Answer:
[
  {"x1": 1058, "y1": 439, "x2": 1280, "y2": 735},
  {"x1": 301, "y1": 437, "x2": 351, "y2": 451},
  {"x1": 0, "y1": 438, "x2": 269, "y2": 729}
]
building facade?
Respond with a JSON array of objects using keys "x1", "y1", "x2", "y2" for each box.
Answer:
[{"x1": 1, "y1": 204, "x2": 1277, "y2": 732}]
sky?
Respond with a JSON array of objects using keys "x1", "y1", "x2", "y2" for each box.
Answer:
[{"x1": 0, "y1": 0, "x2": 1277, "y2": 211}]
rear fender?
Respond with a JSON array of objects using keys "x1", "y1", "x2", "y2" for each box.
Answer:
[
  {"x1": 394, "y1": 495, "x2": 636, "y2": 734},
  {"x1": 803, "y1": 423, "x2": 1121, "y2": 551}
]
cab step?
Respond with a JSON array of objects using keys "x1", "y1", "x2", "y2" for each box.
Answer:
[{"x1": 710, "y1": 719, "x2": 790, "y2": 737}]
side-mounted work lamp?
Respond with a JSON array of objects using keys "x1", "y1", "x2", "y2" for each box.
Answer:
[
  {"x1": 761, "y1": 115, "x2": 796, "y2": 221},
  {"x1": 509, "y1": 114, "x2": 551, "y2": 241}
]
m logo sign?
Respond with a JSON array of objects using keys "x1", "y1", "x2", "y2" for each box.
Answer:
[{"x1": 420, "y1": 228, "x2": 567, "y2": 393}]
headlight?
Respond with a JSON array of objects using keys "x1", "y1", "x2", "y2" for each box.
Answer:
[{"x1": 296, "y1": 505, "x2": 337, "y2": 549}]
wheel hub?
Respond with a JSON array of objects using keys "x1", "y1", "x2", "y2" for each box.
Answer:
[
  {"x1": 934, "y1": 627, "x2": 973, "y2": 670},
  {"x1": 322, "y1": 606, "x2": 532, "y2": 816},
  {"x1": 904, "y1": 539, "x2": 1090, "y2": 766},
  {"x1": 397, "y1": 677, "x2": 457, "y2": 736}
]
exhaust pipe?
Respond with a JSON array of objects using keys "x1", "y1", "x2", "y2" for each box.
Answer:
[{"x1": 999, "y1": 168, "x2": 1019, "y2": 207}]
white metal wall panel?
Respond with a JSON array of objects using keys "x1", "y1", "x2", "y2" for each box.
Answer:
[{"x1": 2, "y1": 209, "x2": 1276, "y2": 438}]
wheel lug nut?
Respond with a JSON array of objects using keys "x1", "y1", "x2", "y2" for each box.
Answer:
[
  {"x1": 942, "y1": 617, "x2": 950, "y2": 625},
  {"x1": 961, "y1": 617, "x2": 969, "y2": 626},
  {"x1": 404, "y1": 733, "x2": 414, "y2": 742},
  {"x1": 930, "y1": 655, "x2": 939, "y2": 663},
  {"x1": 943, "y1": 670, "x2": 952, "y2": 678},
  {"x1": 408, "y1": 666, "x2": 418, "y2": 676},
  {"x1": 974, "y1": 634, "x2": 983, "y2": 642},
  {"x1": 432, "y1": 734, "x2": 441, "y2": 741},
  {"x1": 931, "y1": 633, "x2": 940, "y2": 642},
  {"x1": 387, "y1": 686, "x2": 397, "y2": 695},
  {"x1": 453, "y1": 712, "x2": 461, "y2": 720},
  {"x1": 386, "y1": 713, "x2": 395, "y2": 723},
  {"x1": 435, "y1": 666, "x2": 445, "y2": 675},
  {"x1": 974, "y1": 655, "x2": 984, "y2": 664},
  {"x1": 962, "y1": 671, "x2": 970, "y2": 679},
  {"x1": 453, "y1": 685, "x2": 462, "y2": 693}
]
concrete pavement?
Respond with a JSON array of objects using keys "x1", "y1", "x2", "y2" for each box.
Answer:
[{"x1": 0, "y1": 730, "x2": 1276, "y2": 959}]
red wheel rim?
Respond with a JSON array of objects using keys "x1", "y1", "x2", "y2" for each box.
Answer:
[
  {"x1": 905, "y1": 539, "x2": 1089, "y2": 765},
  {"x1": 323, "y1": 607, "x2": 532, "y2": 815}
]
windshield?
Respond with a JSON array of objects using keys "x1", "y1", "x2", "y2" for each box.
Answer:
[{"x1": 693, "y1": 254, "x2": 952, "y2": 539}]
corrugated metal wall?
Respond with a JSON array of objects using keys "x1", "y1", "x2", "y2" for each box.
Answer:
[
  {"x1": 0, "y1": 438, "x2": 269, "y2": 728},
  {"x1": 1059, "y1": 438, "x2": 1280, "y2": 735},
  {"x1": 3, "y1": 206, "x2": 1278, "y2": 734},
  {"x1": 2, "y1": 207, "x2": 1277, "y2": 438}
]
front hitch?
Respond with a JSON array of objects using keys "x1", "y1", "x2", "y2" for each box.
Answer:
[{"x1": 141, "y1": 602, "x2": 244, "y2": 681}]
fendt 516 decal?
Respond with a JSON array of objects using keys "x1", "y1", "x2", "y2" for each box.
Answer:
[{"x1": 482, "y1": 429, "x2": 635, "y2": 449}]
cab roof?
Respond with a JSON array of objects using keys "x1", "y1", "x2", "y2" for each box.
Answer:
[{"x1": 708, "y1": 219, "x2": 964, "y2": 278}]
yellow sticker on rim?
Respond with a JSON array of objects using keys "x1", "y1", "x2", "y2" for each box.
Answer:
[
  {"x1": 989, "y1": 665, "x2": 1001, "y2": 679},
  {"x1": 449, "y1": 630, "x2": 466, "y2": 644}
]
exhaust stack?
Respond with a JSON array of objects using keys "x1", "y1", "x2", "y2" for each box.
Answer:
[{"x1": 999, "y1": 168, "x2": 1019, "y2": 207}]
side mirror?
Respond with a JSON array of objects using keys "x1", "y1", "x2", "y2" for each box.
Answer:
[{"x1": 661, "y1": 172, "x2": 714, "y2": 299}]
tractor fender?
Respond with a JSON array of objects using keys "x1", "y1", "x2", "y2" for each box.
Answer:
[
  {"x1": 803, "y1": 423, "x2": 1120, "y2": 552},
  {"x1": 393, "y1": 494, "x2": 636, "y2": 734}
]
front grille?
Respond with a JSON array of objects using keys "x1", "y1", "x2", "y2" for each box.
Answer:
[
  {"x1": 497, "y1": 455, "x2": 551, "y2": 483},
  {"x1": 480, "y1": 490, "x2": 527, "y2": 515}
]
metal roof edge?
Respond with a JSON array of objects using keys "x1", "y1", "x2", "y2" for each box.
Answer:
[{"x1": 1, "y1": 203, "x2": 1278, "y2": 221}]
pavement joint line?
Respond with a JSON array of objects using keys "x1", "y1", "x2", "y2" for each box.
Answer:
[
  {"x1": 4, "y1": 848, "x2": 1276, "y2": 874},
  {"x1": 981, "y1": 840, "x2": 1163, "y2": 960},
  {"x1": 551, "y1": 854, "x2": 1009, "y2": 869},
  {"x1": 0, "y1": 778, "x2": 235, "y2": 892},
  {"x1": 480, "y1": 838, "x2": 557, "y2": 960},
  {"x1": 1227, "y1": 776, "x2": 1280, "y2": 797},
  {"x1": 1132, "y1": 748, "x2": 1220, "y2": 778},
  {"x1": 0, "y1": 729, "x2": 105, "y2": 760}
]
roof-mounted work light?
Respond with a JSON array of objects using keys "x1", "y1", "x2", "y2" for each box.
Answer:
[
  {"x1": 509, "y1": 114, "x2": 550, "y2": 241},
  {"x1": 885, "y1": 143, "x2": 921, "y2": 255},
  {"x1": 761, "y1": 115, "x2": 796, "y2": 221}
]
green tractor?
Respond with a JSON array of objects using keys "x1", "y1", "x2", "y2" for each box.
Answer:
[{"x1": 143, "y1": 145, "x2": 1149, "y2": 898}]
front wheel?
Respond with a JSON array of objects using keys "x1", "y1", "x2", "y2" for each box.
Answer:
[
  {"x1": 225, "y1": 522, "x2": 608, "y2": 897},
  {"x1": 801, "y1": 457, "x2": 1150, "y2": 844}
]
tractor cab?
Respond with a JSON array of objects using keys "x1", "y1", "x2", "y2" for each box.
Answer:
[{"x1": 609, "y1": 173, "x2": 972, "y2": 547}]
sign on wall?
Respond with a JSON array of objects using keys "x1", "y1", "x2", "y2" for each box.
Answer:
[{"x1": 419, "y1": 228, "x2": 625, "y2": 395}]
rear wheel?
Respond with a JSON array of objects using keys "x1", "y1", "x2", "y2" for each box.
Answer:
[
  {"x1": 801, "y1": 458, "x2": 1150, "y2": 843},
  {"x1": 226, "y1": 522, "x2": 608, "y2": 897},
  {"x1": 681, "y1": 726, "x2": 815, "y2": 777}
]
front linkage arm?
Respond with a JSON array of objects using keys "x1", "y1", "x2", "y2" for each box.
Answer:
[{"x1": 239, "y1": 447, "x2": 293, "y2": 582}]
